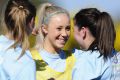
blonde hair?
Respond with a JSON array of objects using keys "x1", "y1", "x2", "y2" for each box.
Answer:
[
  {"x1": 4, "y1": 0, "x2": 36, "y2": 58},
  {"x1": 35, "y1": 3, "x2": 70, "y2": 49}
]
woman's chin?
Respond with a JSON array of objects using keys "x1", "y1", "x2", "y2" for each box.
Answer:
[{"x1": 56, "y1": 44, "x2": 65, "y2": 49}]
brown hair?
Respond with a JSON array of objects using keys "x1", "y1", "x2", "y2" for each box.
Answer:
[{"x1": 74, "y1": 8, "x2": 116, "y2": 59}]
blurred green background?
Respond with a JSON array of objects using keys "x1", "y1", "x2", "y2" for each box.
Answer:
[{"x1": 0, "y1": 0, "x2": 120, "y2": 51}]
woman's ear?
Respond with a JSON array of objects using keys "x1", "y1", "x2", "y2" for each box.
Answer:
[
  {"x1": 27, "y1": 17, "x2": 35, "y2": 35},
  {"x1": 32, "y1": 27, "x2": 39, "y2": 35},
  {"x1": 41, "y1": 24, "x2": 48, "y2": 35},
  {"x1": 81, "y1": 27, "x2": 86, "y2": 40}
]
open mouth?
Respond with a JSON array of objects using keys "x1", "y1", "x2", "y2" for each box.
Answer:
[
  {"x1": 58, "y1": 38, "x2": 68, "y2": 44},
  {"x1": 56, "y1": 36, "x2": 68, "y2": 45},
  {"x1": 59, "y1": 39, "x2": 65, "y2": 43}
]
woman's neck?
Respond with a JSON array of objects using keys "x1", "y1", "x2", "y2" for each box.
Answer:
[
  {"x1": 43, "y1": 38, "x2": 60, "y2": 54},
  {"x1": 84, "y1": 36, "x2": 95, "y2": 50}
]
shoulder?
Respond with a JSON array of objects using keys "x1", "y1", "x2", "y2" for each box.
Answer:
[
  {"x1": 3, "y1": 49, "x2": 35, "y2": 68},
  {"x1": 74, "y1": 49, "x2": 111, "y2": 70},
  {"x1": 0, "y1": 35, "x2": 14, "y2": 52},
  {"x1": 16, "y1": 51, "x2": 35, "y2": 75},
  {"x1": 18, "y1": 50, "x2": 35, "y2": 66},
  {"x1": 19, "y1": 51, "x2": 35, "y2": 70},
  {"x1": 73, "y1": 49, "x2": 101, "y2": 60},
  {"x1": 73, "y1": 50, "x2": 112, "y2": 79},
  {"x1": 1, "y1": 49, "x2": 35, "y2": 79}
]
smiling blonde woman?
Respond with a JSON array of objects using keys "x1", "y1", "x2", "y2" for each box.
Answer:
[{"x1": 31, "y1": 3, "x2": 75, "y2": 80}]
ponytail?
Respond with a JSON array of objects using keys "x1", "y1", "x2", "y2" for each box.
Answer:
[
  {"x1": 34, "y1": 3, "x2": 52, "y2": 49},
  {"x1": 97, "y1": 12, "x2": 116, "y2": 59},
  {"x1": 74, "y1": 8, "x2": 116, "y2": 59},
  {"x1": 5, "y1": 0, "x2": 36, "y2": 59},
  {"x1": 10, "y1": 5, "x2": 30, "y2": 58}
]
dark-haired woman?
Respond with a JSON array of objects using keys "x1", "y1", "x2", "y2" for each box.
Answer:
[{"x1": 72, "y1": 8, "x2": 116, "y2": 80}]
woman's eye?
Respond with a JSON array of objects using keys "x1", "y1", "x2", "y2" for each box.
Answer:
[
  {"x1": 57, "y1": 27, "x2": 62, "y2": 31},
  {"x1": 66, "y1": 26, "x2": 70, "y2": 31}
]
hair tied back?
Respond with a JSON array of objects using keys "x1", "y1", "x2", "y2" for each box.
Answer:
[{"x1": 19, "y1": 5, "x2": 24, "y2": 9}]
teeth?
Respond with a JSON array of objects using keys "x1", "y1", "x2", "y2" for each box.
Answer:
[
  {"x1": 60, "y1": 39, "x2": 65, "y2": 41},
  {"x1": 58, "y1": 39, "x2": 65, "y2": 42}
]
